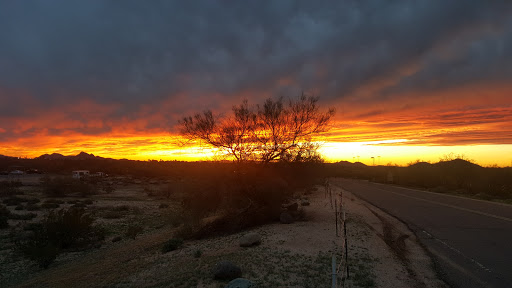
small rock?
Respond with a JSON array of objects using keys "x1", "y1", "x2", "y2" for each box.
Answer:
[
  {"x1": 225, "y1": 278, "x2": 255, "y2": 288},
  {"x1": 239, "y1": 233, "x2": 261, "y2": 247},
  {"x1": 212, "y1": 261, "x2": 242, "y2": 280},
  {"x1": 285, "y1": 202, "x2": 298, "y2": 211},
  {"x1": 300, "y1": 200, "x2": 310, "y2": 206},
  {"x1": 112, "y1": 236, "x2": 122, "y2": 242},
  {"x1": 280, "y1": 211, "x2": 294, "y2": 224}
]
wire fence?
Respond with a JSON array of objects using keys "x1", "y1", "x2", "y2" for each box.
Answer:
[{"x1": 324, "y1": 179, "x2": 349, "y2": 288}]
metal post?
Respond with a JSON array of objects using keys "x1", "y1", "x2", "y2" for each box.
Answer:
[
  {"x1": 335, "y1": 198, "x2": 338, "y2": 237},
  {"x1": 329, "y1": 185, "x2": 333, "y2": 209},
  {"x1": 332, "y1": 254, "x2": 337, "y2": 288},
  {"x1": 344, "y1": 212, "x2": 349, "y2": 279}
]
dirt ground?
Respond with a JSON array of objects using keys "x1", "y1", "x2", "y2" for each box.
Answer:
[{"x1": 3, "y1": 177, "x2": 448, "y2": 287}]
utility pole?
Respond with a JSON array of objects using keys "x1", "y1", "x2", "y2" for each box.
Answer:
[{"x1": 371, "y1": 156, "x2": 375, "y2": 166}]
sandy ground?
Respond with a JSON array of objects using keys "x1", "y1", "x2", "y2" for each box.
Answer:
[{"x1": 8, "y1": 179, "x2": 448, "y2": 288}]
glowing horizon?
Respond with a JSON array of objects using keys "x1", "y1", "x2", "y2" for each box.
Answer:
[
  {"x1": 1, "y1": 131, "x2": 511, "y2": 167},
  {"x1": 1, "y1": 3, "x2": 512, "y2": 168}
]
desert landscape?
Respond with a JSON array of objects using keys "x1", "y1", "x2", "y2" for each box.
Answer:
[
  {"x1": 2, "y1": 2, "x2": 512, "y2": 287},
  {"x1": 1, "y1": 164, "x2": 448, "y2": 288}
]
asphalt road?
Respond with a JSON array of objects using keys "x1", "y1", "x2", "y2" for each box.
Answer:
[{"x1": 333, "y1": 178, "x2": 512, "y2": 288}]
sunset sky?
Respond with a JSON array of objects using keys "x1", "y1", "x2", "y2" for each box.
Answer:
[{"x1": 1, "y1": 1, "x2": 512, "y2": 166}]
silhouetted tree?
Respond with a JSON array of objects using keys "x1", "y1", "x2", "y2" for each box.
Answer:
[{"x1": 179, "y1": 94, "x2": 335, "y2": 163}]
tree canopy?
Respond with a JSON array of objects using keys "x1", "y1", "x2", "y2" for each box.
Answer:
[{"x1": 179, "y1": 94, "x2": 335, "y2": 163}]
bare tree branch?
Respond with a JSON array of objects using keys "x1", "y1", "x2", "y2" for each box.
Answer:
[{"x1": 177, "y1": 93, "x2": 335, "y2": 163}]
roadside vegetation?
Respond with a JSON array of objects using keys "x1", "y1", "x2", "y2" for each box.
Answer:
[{"x1": 328, "y1": 155, "x2": 512, "y2": 203}]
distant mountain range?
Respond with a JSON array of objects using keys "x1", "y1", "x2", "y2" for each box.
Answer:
[{"x1": 36, "y1": 152, "x2": 108, "y2": 160}]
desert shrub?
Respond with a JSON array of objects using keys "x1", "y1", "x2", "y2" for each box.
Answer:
[
  {"x1": 125, "y1": 224, "x2": 143, "y2": 239},
  {"x1": 161, "y1": 238, "x2": 183, "y2": 253},
  {"x1": 3, "y1": 196, "x2": 25, "y2": 206},
  {"x1": 0, "y1": 217, "x2": 8, "y2": 229},
  {"x1": 0, "y1": 186, "x2": 22, "y2": 197},
  {"x1": 102, "y1": 182, "x2": 115, "y2": 194},
  {"x1": 159, "y1": 185, "x2": 172, "y2": 199},
  {"x1": 40, "y1": 176, "x2": 70, "y2": 197},
  {"x1": 67, "y1": 199, "x2": 92, "y2": 206},
  {"x1": 246, "y1": 174, "x2": 290, "y2": 212},
  {"x1": 76, "y1": 181, "x2": 97, "y2": 197},
  {"x1": 0, "y1": 180, "x2": 22, "y2": 188},
  {"x1": 41, "y1": 203, "x2": 60, "y2": 209},
  {"x1": 294, "y1": 207, "x2": 308, "y2": 221},
  {"x1": 26, "y1": 198, "x2": 40, "y2": 204},
  {"x1": 193, "y1": 249, "x2": 202, "y2": 258},
  {"x1": 157, "y1": 182, "x2": 183, "y2": 199},
  {"x1": 41, "y1": 176, "x2": 98, "y2": 197},
  {"x1": 8, "y1": 212, "x2": 37, "y2": 220},
  {"x1": 44, "y1": 199, "x2": 65, "y2": 204},
  {"x1": 42, "y1": 207, "x2": 102, "y2": 249},
  {"x1": 16, "y1": 226, "x2": 59, "y2": 268},
  {"x1": 0, "y1": 204, "x2": 10, "y2": 229},
  {"x1": 173, "y1": 213, "x2": 204, "y2": 239},
  {"x1": 23, "y1": 222, "x2": 43, "y2": 231},
  {"x1": 0, "y1": 180, "x2": 23, "y2": 197},
  {"x1": 109, "y1": 205, "x2": 130, "y2": 211},
  {"x1": 102, "y1": 210, "x2": 124, "y2": 219},
  {"x1": 166, "y1": 208, "x2": 185, "y2": 227},
  {"x1": 83, "y1": 199, "x2": 94, "y2": 205},
  {"x1": 175, "y1": 164, "x2": 316, "y2": 238},
  {"x1": 143, "y1": 186, "x2": 154, "y2": 196}
]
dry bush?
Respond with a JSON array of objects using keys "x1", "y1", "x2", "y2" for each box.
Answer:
[
  {"x1": 0, "y1": 204, "x2": 9, "y2": 229},
  {"x1": 176, "y1": 164, "x2": 308, "y2": 239},
  {"x1": 15, "y1": 207, "x2": 104, "y2": 268},
  {"x1": 40, "y1": 176, "x2": 99, "y2": 197},
  {"x1": 0, "y1": 186, "x2": 22, "y2": 197},
  {"x1": 125, "y1": 224, "x2": 143, "y2": 239},
  {"x1": 161, "y1": 238, "x2": 183, "y2": 253}
]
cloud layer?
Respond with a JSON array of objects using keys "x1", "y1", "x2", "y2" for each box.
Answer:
[{"x1": 1, "y1": 0, "x2": 512, "y2": 157}]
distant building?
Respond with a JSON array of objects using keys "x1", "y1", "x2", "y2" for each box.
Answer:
[
  {"x1": 72, "y1": 170, "x2": 90, "y2": 179},
  {"x1": 10, "y1": 170, "x2": 24, "y2": 175}
]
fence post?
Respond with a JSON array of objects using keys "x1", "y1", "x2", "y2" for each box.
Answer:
[
  {"x1": 344, "y1": 210, "x2": 349, "y2": 279},
  {"x1": 332, "y1": 254, "x2": 337, "y2": 288},
  {"x1": 335, "y1": 198, "x2": 338, "y2": 237}
]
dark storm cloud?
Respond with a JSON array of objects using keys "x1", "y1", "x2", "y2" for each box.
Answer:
[{"x1": 0, "y1": 0, "x2": 511, "y2": 128}]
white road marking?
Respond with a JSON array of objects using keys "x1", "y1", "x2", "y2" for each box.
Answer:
[{"x1": 421, "y1": 230, "x2": 492, "y2": 273}]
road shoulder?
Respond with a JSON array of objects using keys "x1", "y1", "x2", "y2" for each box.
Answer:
[{"x1": 333, "y1": 179, "x2": 449, "y2": 288}]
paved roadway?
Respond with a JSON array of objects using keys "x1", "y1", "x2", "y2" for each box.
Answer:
[{"x1": 333, "y1": 178, "x2": 512, "y2": 288}]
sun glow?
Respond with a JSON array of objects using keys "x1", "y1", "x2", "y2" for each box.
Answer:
[
  {"x1": 1, "y1": 132, "x2": 511, "y2": 167},
  {"x1": 320, "y1": 141, "x2": 512, "y2": 167}
]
